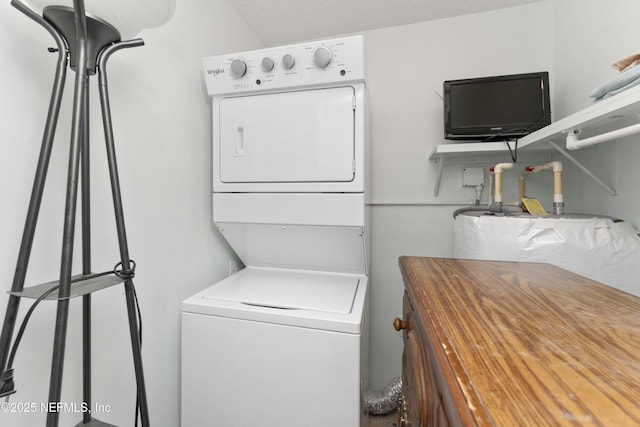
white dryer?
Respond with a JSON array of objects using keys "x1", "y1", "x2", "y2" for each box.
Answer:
[{"x1": 182, "y1": 36, "x2": 370, "y2": 427}]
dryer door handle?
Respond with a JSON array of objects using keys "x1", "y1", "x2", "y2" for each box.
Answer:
[{"x1": 234, "y1": 123, "x2": 245, "y2": 156}]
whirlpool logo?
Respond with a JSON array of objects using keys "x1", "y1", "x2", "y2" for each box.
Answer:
[{"x1": 207, "y1": 68, "x2": 225, "y2": 76}]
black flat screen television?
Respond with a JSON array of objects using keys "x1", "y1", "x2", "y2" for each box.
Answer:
[{"x1": 443, "y1": 72, "x2": 551, "y2": 141}]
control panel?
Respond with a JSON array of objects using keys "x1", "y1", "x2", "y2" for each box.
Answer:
[{"x1": 202, "y1": 35, "x2": 365, "y2": 96}]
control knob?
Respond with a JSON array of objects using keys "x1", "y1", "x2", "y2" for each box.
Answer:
[
  {"x1": 261, "y1": 57, "x2": 275, "y2": 72},
  {"x1": 282, "y1": 54, "x2": 295, "y2": 70},
  {"x1": 313, "y1": 47, "x2": 332, "y2": 68},
  {"x1": 230, "y1": 59, "x2": 247, "y2": 77}
]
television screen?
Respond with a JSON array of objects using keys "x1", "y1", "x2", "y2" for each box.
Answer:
[{"x1": 443, "y1": 72, "x2": 551, "y2": 141}]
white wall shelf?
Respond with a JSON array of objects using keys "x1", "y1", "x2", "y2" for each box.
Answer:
[{"x1": 428, "y1": 84, "x2": 640, "y2": 196}]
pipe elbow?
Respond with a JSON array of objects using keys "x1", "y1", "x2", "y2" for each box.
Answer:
[
  {"x1": 494, "y1": 163, "x2": 514, "y2": 174},
  {"x1": 549, "y1": 161, "x2": 563, "y2": 172}
]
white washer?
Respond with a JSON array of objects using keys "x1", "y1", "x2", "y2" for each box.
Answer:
[{"x1": 182, "y1": 35, "x2": 370, "y2": 427}]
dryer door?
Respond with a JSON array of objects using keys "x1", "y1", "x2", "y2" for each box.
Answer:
[{"x1": 218, "y1": 87, "x2": 355, "y2": 184}]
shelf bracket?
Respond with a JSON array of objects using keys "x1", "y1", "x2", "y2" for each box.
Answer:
[
  {"x1": 433, "y1": 156, "x2": 444, "y2": 197},
  {"x1": 547, "y1": 140, "x2": 617, "y2": 195}
]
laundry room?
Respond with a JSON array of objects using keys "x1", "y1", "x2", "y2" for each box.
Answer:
[{"x1": 2, "y1": 0, "x2": 640, "y2": 426}]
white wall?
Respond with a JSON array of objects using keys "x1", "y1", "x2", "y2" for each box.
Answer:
[
  {"x1": 553, "y1": 0, "x2": 640, "y2": 229},
  {"x1": 361, "y1": 1, "x2": 555, "y2": 389},
  {"x1": 0, "y1": 1, "x2": 261, "y2": 426}
]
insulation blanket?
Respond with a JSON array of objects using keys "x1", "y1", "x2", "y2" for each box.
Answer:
[{"x1": 454, "y1": 214, "x2": 640, "y2": 296}]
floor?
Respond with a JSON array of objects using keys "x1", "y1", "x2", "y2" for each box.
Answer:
[{"x1": 368, "y1": 412, "x2": 398, "y2": 427}]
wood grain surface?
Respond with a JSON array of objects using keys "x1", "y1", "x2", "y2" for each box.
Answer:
[{"x1": 399, "y1": 256, "x2": 640, "y2": 426}]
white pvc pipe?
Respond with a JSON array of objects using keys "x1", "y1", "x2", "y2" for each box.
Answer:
[
  {"x1": 520, "y1": 161, "x2": 564, "y2": 214},
  {"x1": 552, "y1": 162, "x2": 563, "y2": 208},
  {"x1": 523, "y1": 161, "x2": 563, "y2": 174},
  {"x1": 566, "y1": 122, "x2": 640, "y2": 150},
  {"x1": 519, "y1": 167, "x2": 533, "y2": 200},
  {"x1": 550, "y1": 161, "x2": 562, "y2": 173},
  {"x1": 494, "y1": 163, "x2": 514, "y2": 174},
  {"x1": 493, "y1": 163, "x2": 513, "y2": 203},
  {"x1": 488, "y1": 169, "x2": 494, "y2": 206},
  {"x1": 547, "y1": 140, "x2": 617, "y2": 195}
]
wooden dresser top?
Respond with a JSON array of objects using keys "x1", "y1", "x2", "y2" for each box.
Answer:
[{"x1": 399, "y1": 256, "x2": 640, "y2": 426}]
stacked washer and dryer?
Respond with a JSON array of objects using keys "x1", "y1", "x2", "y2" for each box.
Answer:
[{"x1": 181, "y1": 36, "x2": 370, "y2": 426}]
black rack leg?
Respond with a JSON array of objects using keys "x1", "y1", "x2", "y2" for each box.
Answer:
[
  {"x1": 123, "y1": 280, "x2": 149, "y2": 425},
  {"x1": 47, "y1": 2, "x2": 89, "y2": 425},
  {"x1": 98, "y1": 42, "x2": 150, "y2": 426},
  {"x1": 0, "y1": 38, "x2": 68, "y2": 373},
  {"x1": 46, "y1": 98, "x2": 83, "y2": 425},
  {"x1": 81, "y1": 73, "x2": 92, "y2": 425}
]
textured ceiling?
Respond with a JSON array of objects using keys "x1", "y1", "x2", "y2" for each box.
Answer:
[{"x1": 228, "y1": 0, "x2": 543, "y2": 46}]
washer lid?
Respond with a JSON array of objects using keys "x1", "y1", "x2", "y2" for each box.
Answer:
[{"x1": 202, "y1": 268, "x2": 359, "y2": 314}]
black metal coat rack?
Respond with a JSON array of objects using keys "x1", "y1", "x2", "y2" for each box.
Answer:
[{"x1": 0, "y1": 1, "x2": 150, "y2": 425}]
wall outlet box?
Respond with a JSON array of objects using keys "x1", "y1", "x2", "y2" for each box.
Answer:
[{"x1": 462, "y1": 167, "x2": 484, "y2": 187}]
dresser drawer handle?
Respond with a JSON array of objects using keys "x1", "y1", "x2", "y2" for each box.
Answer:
[{"x1": 393, "y1": 318, "x2": 408, "y2": 331}]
